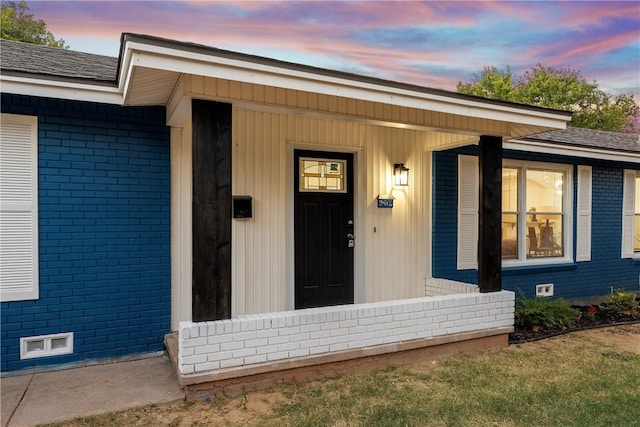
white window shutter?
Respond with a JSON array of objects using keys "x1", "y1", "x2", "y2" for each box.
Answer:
[
  {"x1": 0, "y1": 114, "x2": 39, "y2": 302},
  {"x1": 621, "y1": 169, "x2": 636, "y2": 258},
  {"x1": 576, "y1": 166, "x2": 592, "y2": 262},
  {"x1": 457, "y1": 155, "x2": 479, "y2": 270}
]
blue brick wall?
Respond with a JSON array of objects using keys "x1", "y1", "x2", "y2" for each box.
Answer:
[
  {"x1": 1, "y1": 94, "x2": 171, "y2": 372},
  {"x1": 433, "y1": 145, "x2": 640, "y2": 299}
]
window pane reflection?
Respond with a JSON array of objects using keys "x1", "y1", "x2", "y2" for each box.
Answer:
[
  {"x1": 502, "y1": 213, "x2": 518, "y2": 259},
  {"x1": 526, "y1": 169, "x2": 564, "y2": 213},
  {"x1": 527, "y1": 215, "x2": 563, "y2": 258},
  {"x1": 502, "y1": 168, "x2": 518, "y2": 212}
]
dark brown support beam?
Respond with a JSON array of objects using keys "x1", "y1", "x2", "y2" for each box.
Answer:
[
  {"x1": 478, "y1": 135, "x2": 502, "y2": 293},
  {"x1": 192, "y1": 99, "x2": 232, "y2": 321}
]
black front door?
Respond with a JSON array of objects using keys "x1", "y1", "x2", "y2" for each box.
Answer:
[{"x1": 294, "y1": 150, "x2": 354, "y2": 309}]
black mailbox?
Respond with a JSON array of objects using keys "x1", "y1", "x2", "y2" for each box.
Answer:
[{"x1": 233, "y1": 196, "x2": 252, "y2": 218}]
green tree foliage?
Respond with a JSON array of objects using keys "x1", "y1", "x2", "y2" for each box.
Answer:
[
  {"x1": 457, "y1": 64, "x2": 639, "y2": 132},
  {"x1": 1, "y1": 1, "x2": 67, "y2": 48}
]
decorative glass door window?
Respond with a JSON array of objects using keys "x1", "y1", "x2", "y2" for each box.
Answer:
[{"x1": 299, "y1": 158, "x2": 346, "y2": 193}]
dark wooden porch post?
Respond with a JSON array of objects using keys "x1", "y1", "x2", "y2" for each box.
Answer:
[
  {"x1": 478, "y1": 135, "x2": 502, "y2": 292},
  {"x1": 192, "y1": 99, "x2": 232, "y2": 321}
]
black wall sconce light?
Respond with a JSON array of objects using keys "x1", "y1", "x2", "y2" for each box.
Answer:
[{"x1": 393, "y1": 163, "x2": 409, "y2": 186}]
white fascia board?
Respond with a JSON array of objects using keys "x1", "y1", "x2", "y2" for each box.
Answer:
[
  {"x1": 118, "y1": 42, "x2": 138, "y2": 101},
  {"x1": 505, "y1": 140, "x2": 640, "y2": 164},
  {"x1": 1, "y1": 76, "x2": 122, "y2": 104},
  {"x1": 122, "y1": 41, "x2": 571, "y2": 130}
]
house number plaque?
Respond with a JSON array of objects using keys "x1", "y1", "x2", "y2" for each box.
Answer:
[{"x1": 377, "y1": 198, "x2": 393, "y2": 208}]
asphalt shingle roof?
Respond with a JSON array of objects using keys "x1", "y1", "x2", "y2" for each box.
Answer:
[
  {"x1": 0, "y1": 38, "x2": 117, "y2": 83},
  {"x1": 524, "y1": 127, "x2": 640, "y2": 154}
]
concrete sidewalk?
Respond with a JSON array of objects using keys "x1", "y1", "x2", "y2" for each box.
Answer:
[{"x1": 1, "y1": 355, "x2": 184, "y2": 427}]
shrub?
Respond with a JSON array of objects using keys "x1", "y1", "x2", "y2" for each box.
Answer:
[
  {"x1": 515, "y1": 292, "x2": 580, "y2": 330},
  {"x1": 603, "y1": 289, "x2": 638, "y2": 316}
]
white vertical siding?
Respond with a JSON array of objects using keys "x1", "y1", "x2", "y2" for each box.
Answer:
[
  {"x1": 170, "y1": 123, "x2": 193, "y2": 329},
  {"x1": 186, "y1": 75, "x2": 509, "y2": 143},
  {"x1": 176, "y1": 75, "x2": 488, "y2": 317},
  {"x1": 231, "y1": 108, "x2": 432, "y2": 315}
]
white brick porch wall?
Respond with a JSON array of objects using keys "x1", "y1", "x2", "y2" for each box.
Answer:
[
  {"x1": 178, "y1": 291, "x2": 514, "y2": 376},
  {"x1": 424, "y1": 278, "x2": 479, "y2": 296}
]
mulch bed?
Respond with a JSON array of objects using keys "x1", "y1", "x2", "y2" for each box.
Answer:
[{"x1": 509, "y1": 302, "x2": 640, "y2": 344}]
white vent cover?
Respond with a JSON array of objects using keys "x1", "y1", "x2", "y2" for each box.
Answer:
[
  {"x1": 20, "y1": 332, "x2": 73, "y2": 359},
  {"x1": 536, "y1": 284, "x2": 554, "y2": 297}
]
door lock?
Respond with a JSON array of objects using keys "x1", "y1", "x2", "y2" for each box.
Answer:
[{"x1": 347, "y1": 233, "x2": 355, "y2": 248}]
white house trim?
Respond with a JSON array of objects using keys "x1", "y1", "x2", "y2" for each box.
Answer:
[
  {"x1": 0, "y1": 76, "x2": 121, "y2": 104},
  {"x1": 170, "y1": 120, "x2": 193, "y2": 330},
  {"x1": 505, "y1": 140, "x2": 640, "y2": 164}
]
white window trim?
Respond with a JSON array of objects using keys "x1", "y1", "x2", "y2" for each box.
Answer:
[
  {"x1": 622, "y1": 169, "x2": 639, "y2": 259},
  {"x1": 457, "y1": 156, "x2": 577, "y2": 271},
  {"x1": 0, "y1": 113, "x2": 39, "y2": 302},
  {"x1": 501, "y1": 159, "x2": 574, "y2": 268}
]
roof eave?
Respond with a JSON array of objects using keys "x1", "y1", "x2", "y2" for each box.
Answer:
[
  {"x1": 118, "y1": 33, "x2": 572, "y2": 133},
  {"x1": 506, "y1": 138, "x2": 640, "y2": 164},
  {"x1": 0, "y1": 74, "x2": 122, "y2": 104}
]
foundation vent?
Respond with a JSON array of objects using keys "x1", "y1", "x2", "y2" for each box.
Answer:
[
  {"x1": 20, "y1": 332, "x2": 73, "y2": 360},
  {"x1": 535, "y1": 284, "x2": 554, "y2": 297}
]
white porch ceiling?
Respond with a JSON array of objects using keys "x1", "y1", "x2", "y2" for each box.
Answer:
[{"x1": 124, "y1": 67, "x2": 180, "y2": 106}]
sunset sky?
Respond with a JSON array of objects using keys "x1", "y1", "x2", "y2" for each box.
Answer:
[{"x1": 27, "y1": 1, "x2": 640, "y2": 97}]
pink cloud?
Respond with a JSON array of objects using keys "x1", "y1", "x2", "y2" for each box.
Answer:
[
  {"x1": 29, "y1": 1, "x2": 639, "y2": 95},
  {"x1": 556, "y1": 2, "x2": 640, "y2": 28},
  {"x1": 552, "y1": 31, "x2": 639, "y2": 65}
]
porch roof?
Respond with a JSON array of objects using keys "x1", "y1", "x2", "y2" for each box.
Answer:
[{"x1": 1, "y1": 34, "x2": 572, "y2": 139}]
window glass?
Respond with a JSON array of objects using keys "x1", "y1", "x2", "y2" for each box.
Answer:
[
  {"x1": 502, "y1": 168, "x2": 518, "y2": 211},
  {"x1": 526, "y1": 169, "x2": 564, "y2": 259},
  {"x1": 526, "y1": 169, "x2": 564, "y2": 213},
  {"x1": 502, "y1": 213, "x2": 518, "y2": 259},
  {"x1": 501, "y1": 168, "x2": 519, "y2": 259},
  {"x1": 299, "y1": 158, "x2": 346, "y2": 193},
  {"x1": 501, "y1": 164, "x2": 567, "y2": 261}
]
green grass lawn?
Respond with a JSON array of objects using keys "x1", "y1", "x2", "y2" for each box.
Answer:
[{"x1": 47, "y1": 325, "x2": 640, "y2": 427}]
